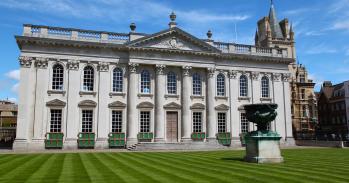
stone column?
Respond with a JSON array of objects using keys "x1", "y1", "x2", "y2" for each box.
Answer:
[
  {"x1": 181, "y1": 66, "x2": 192, "y2": 141},
  {"x1": 228, "y1": 70, "x2": 240, "y2": 146},
  {"x1": 272, "y1": 73, "x2": 285, "y2": 138},
  {"x1": 206, "y1": 67, "x2": 216, "y2": 141},
  {"x1": 127, "y1": 63, "x2": 139, "y2": 145},
  {"x1": 282, "y1": 74, "x2": 294, "y2": 145},
  {"x1": 13, "y1": 56, "x2": 36, "y2": 151},
  {"x1": 155, "y1": 64, "x2": 166, "y2": 142},
  {"x1": 32, "y1": 58, "x2": 49, "y2": 147}
]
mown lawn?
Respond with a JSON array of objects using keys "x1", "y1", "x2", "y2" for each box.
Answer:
[{"x1": 0, "y1": 148, "x2": 348, "y2": 183}]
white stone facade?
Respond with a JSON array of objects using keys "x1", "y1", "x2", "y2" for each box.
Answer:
[{"x1": 14, "y1": 20, "x2": 294, "y2": 150}]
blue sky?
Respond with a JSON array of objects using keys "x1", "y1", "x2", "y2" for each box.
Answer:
[{"x1": 0, "y1": 0, "x2": 348, "y2": 103}]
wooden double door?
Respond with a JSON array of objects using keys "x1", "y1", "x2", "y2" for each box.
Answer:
[{"x1": 166, "y1": 112, "x2": 178, "y2": 142}]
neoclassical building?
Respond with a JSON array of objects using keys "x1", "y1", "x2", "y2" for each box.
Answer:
[{"x1": 14, "y1": 7, "x2": 295, "y2": 150}]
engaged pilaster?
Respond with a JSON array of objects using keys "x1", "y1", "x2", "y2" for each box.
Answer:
[{"x1": 155, "y1": 64, "x2": 166, "y2": 142}]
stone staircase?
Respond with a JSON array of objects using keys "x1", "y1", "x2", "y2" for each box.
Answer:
[{"x1": 127, "y1": 141, "x2": 233, "y2": 151}]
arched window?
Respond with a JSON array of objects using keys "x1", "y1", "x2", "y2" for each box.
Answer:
[
  {"x1": 52, "y1": 64, "x2": 64, "y2": 90},
  {"x1": 217, "y1": 73, "x2": 225, "y2": 96},
  {"x1": 141, "y1": 70, "x2": 150, "y2": 93},
  {"x1": 83, "y1": 66, "x2": 94, "y2": 91},
  {"x1": 261, "y1": 76, "x2": 270, "y2": 98},
  {"x1": 167, "y1": 72, "x2": 177, "y2": 94},
  {"x1": 192, "y1": 73, "x2": 201, "y2": 95},
  {"x1": 239, "y1": 75, "x2": 248, "y2": 97},
  {"x1": 112, "y1": 68, "x2": 123, "y2": 92}
]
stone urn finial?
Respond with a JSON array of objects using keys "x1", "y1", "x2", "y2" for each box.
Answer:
[
  {"x1": 169, "y1": 12, "x2": 177, "y2": 28},
  {"x1": 207, "y1": 30, "x2": 212, "y2": 40},
  {"x1": 130, "y1": 23, "x2": 136, "y2": 32}
]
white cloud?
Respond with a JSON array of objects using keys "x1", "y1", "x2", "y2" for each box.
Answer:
[
  {"x1": 308, "y1": 73, "x2": 325, "y2": 91},
  {"x1": 304, "y1": 31, "x2": 325, "y2": 36},
  {"x1": 305, "y1": 44, "x2": 338, "y2": 54},
  {"x1": 5, "y1": 69, "x2": 20, "y2": 80},
  {"x1": 11, "y1": 83, "x2": 19, "y2": 93},
  {"x1": 331, "y1": 21, "x2": 349, "y2": 31},
  {"x1": 7, "y1": 97, "x2": 17, "y2": 103}
]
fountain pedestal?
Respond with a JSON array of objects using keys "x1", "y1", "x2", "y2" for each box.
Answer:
[{"x1": 244, "y1": 131, "x2": 283, "y2": 163}]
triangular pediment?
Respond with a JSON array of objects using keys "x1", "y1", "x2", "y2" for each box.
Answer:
[
  {"x1": 46, "y1": 99, "x2": 66, "y2": 107},
  {"x1": 78, "y1": 100, "x2": 97, "y2": 108},
  {"x1": 128, "y1": 27, "x2": 220, "y2": 53},
  {"x1": 108, "y1": 101, "x2": 126, "y2": 108},
  {"x1": 163, "y1": 102, "x2": 181, "y2": 109},
  {"x1": 215, "y1": 104, "x2": 229, "y2": 111}
]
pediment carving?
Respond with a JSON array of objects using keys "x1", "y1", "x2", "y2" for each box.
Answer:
[
  {"x1": 108, "y1": 101, "x2": 126, "y2": 108},
  {"x1": 163, "y1": 102, "x2": 181, "y2": 109},
  {"x1": 46, "y1": 99, "x2": 66, "y2": 107},
  {"x1": 215, "y1": 104, "x2": 229, "y2": 111},
  {"x1": 190, "y1": 103, "x2": 205, "y2": 110},
  {"x1": 137, "y1": 102, "x2": 154, "y2": 109},
  {"x1": 78, "y1": 100, "x2": 97, "y2": 108}
]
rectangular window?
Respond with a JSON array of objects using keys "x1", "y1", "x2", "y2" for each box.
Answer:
[
  {"x1": 82, "y1": 110, "x2": 93, "y2": 132},
  {"x1": 193, "y1": 112, "x2": 202, "y2": 133},
  {"x1": 299, "y1": 74, "x2": 305, "y2": 83},
  {"x1": 140, "y1": 111, "x2": 150, "y2": 132},
  {"x1": 240, "y1": 113, "x2": 249, "y2": 133},
  {"x1": 300, "y1": 89, "x2": 305, "y2": 99},
  {"x1": 50, "y1": 109, "x2": 62, "y2": 132},
  {"x1": 112, "y1": 111, "x2": 122, "y2": 133},
  {"x1": 217, "y1": 113, "x2": 226, "y2": 133}
]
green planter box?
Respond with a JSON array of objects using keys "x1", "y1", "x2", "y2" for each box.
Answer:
[
  {"x1": 77, "y1": 132, "x2": 95, "y2": 148},
  {"x1": 191, "y1": 132, "x2": 206, "y2": 141},
  {"x1": 108, "y1": 132, "x2": 126, "y2": 148},
  {"x1": 45, "y1": 132, "x2": 64, "y2": 149},
  {"x1": 216, "y1": 132, "x2": 231, "y2": 146},
  {"x1": 137, "y1": 132, "x2": 153, "y2": 141}
]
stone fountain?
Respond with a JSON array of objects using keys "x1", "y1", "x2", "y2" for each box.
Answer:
[{"x1": 243, "y1": 103, "x2": 284, "y2": 163}]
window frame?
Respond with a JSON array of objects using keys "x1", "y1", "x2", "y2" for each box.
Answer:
[
  {"x1": 140, "y1": 111, "x2": 151, "y2": 133},
  {"x1": 111, "y1": 110, "x2": 123, "y2": 133},
  {"x1": 167, "y1": 71, "x2": 177, "y2": 95},
  {"x1": 49, "y1": 109, "x2": 62, "y2": 132},
  {"x1": 239, "y1": 75, "x2": 248, "y2": 97},
  {"x1": 217, "y1": 112, "x2": 227, "y2": 133},
  {"x1": 216, "y1": 73, "x2": 225, "y2": 96},
  {"x1": 261, "y1": 76, "x2": 270, "y2": 98},
  {"x1": 140, "y1": 70, "x2": 151, "y2": 94},
  {"x1": 81, "y1": 109, "x2": 93, "y2": 133},
  {"x1": 112, "y1": 67, "x2": 123, "y2": 93},
  {"x1": 240, "y1": 113, "x2": 249, "y2": 133},
  {"x1": 192, "y1": 73, "x2": 202, "y2": 96},
  {"x1": 51, "y1": 63, "x2": 64, "y2": 91},
  {"x1": 82, "y1": 65, "x2": 95, "y2": 92},
  {"x1": 192, "y1": 111, "x2": 202, "y2": 133}
]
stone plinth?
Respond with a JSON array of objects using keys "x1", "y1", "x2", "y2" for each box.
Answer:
[{"x1": 244, "y1": 131, "x2": 284, "y2": 163}]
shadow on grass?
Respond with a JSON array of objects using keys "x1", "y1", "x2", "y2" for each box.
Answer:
[{"x1": 220, "y1": 157, "x2": 245, "y2": 162}]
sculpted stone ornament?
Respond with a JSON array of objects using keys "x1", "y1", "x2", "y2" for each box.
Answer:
[
  {"x1": 35, "y1": 57, "x2": 48, "y2": 69},
  {"x1": 229, "y1": 70, "x2": 238, "y2": 79},
  {"x1": 273, "y1": 73, "x2": 281, "y2": 82},
  {"x1": 98, "y1": 62, "x2": 109, "y2": 72},
  {"x1": 182, "y1": 66, "x2": 192, "y2": 76},
  {"x1": 243, "y1": 103, "x2": 284, "y2": 163},
  {"x1": 128, "y1": 63, "x2": 139, "y2": 73},
  {"x1": 156, "y1": 64, "x2": 166, "y2": 75},
  {"x1": 67, "y1": 60, "x2": 79, "y2": 70},
  {"x1": 251, "y1": 72, "x2": 260, "y2": 80},
  {"x1": 19, "y1": 56, "x2": 33, "y2": 68},
  {"x1": 207, "y1": 67, "x2": 216, "y2": 78},
  {"x1": 282, "y1": 73, "x2": 291, "y2": 82}
]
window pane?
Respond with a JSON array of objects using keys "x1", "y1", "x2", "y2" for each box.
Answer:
[
  {"x1": 113, "y1": 68, "x2": 123, "y2": 92},
  {"x1": 82, "y1": 110, "x2": 93, "y2": 132},
  {"x1": 83, "y1": 66, "x2": 94, "y2": 91},
  {"x1": 240, "y1": 75, "x2": 248, "y2": 97},
  {"x1": 50, "y1": 109, "x2": 62, "y2": 132},
  {"x1": 218, "y1": 112, "x2": 226, "y2": 133},
  {"x1": 241, "y1": 113, "x2": 249, "y2": 133},
  {"x1": 192, "y1": 73, "x2": 201, "y2": 95},
  {"x1": 52, "y1": 64, "x2": 64, "y2": 90},
  {"x1": 193, "y1": 112, "x2": 202, "y2": 132},
  {"x1": 261, "y1": 76, "x2": 269, "y2": 98},
  {"x1": 141, "y1": 70, "x2": 150, "y2": 93},
  {"x1": 112, "y1": 111, "x2": 122, "y2": 133},
  {"x1": 217, "y1": 73, "x2": 225, "y2": 96},
  {"x1": 140, "y1": 111, "x2": 150, "y2": 132},
  {"x1": 167, "y1": 72, "x2": 177, "y2": 94}
]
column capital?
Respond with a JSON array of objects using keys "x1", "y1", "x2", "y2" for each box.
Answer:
[
  {"x1": 273, "y1": 73, "x2": 282, "y2": 82},
  {"x1": 251, "y1": 71, "x2": 260, "y2": 81},
  {"x1": 207, "y1": 67, "x2": 216, "y2": 78},
  {"x1": 98, "y1": 62, "x2": 109, "y2": 72},
  {"x1": 128, "y1": 63, "x2": 139, "y2": 73},
  {"x1": 182, "y1": 66, "x2": 192, "y2": 76},
  {"x1": 67, "y1": 60, "x2": 79, "y2": 70},
  {"x1": 155, "y1": 64, "x2": 166, "y2": 75},
  {"x1": 35, "y1": 57, "x2": 48, "y2": 69},
  {"x1": 19, "y1": 56, "x2": 33, "y2": 68},
  {"x1": 228, "y1": 70, "x2": 238, "y2": 79},
  {"x1": 282, "y1": 73, "x2": 291, "y2": 82}
]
